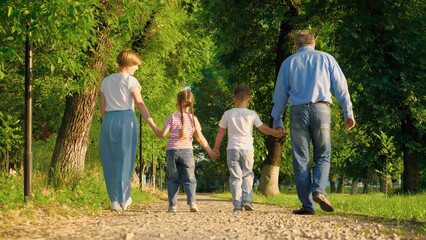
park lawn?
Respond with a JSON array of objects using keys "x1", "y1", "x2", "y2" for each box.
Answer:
[
  {"x1": 0, "y1": 165, "x2": 158, "y2": 218},
  {"x1": 212, "y1": 191, "x2": 426, "y2": 222}
]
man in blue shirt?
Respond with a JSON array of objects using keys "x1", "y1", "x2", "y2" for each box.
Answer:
[{"x1": 271, "y1": 30, "x2": 356, "y2": 215}]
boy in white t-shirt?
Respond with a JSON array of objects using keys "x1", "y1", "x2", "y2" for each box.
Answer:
[{"x1": 213, "y1": 84, "x2": 283, "y2": 212}]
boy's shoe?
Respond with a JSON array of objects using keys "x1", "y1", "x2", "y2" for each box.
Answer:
[
  {"x1": 292, "y1": 208, "x2": 315, "y2": 215},
  {"x1": 168, "y1": 205, "x2": 177, "y2": 213},
  {"x1": 121, "y1": 197, "x2": 132, "y2": 211},
  {"x1": 189, "y1": 203, "x2": 199, "y2": 212},
  {"x1": 111, "y1": 201, "x2": 122, "y2": 212},
  {"x1": 313, "y1": 192, "x2": 334, "y2": 212},
  {"x1": 243, "y1": 201, "x2": 254, "y2": 211}
]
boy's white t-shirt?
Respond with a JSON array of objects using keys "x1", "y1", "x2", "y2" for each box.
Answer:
[
  {"x1": 100, "y1": 73, "x2": 141, "y2": 112},
  {"x1": 218, "y1": 108, "x2": 263, "y2": 150}
]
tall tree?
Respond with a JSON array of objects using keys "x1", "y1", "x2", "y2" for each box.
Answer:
[
  {"x1": 49, "y1": 0, "x2": 132, "y2": 185},
  {"x1": 50, "y1": 0, "x2": 215, "y2": 185},
  {"x1": 1, "y1": 0, "x2": 214, "y2": 186},
  {"x1": 258, "y1": 0, "x2": 300, "y2": 195},
  {"x1": 331, "y1": 0, "x2": 426, "y2": 192},
  {"x1": 200, "y1": 0, "x2": 301, "y2": 195}
]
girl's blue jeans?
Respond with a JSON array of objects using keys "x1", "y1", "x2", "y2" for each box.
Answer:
[{"x1": 166, "y1": 149, "x2": 197, "y2": 206}]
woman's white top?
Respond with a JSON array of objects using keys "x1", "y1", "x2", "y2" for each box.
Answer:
[{"x1": 100, "y1": 73, "x2": 141, "y2": 112}]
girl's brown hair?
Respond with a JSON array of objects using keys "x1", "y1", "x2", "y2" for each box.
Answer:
[{"x1": 177, "y1": 90, "x2": 195, "y2": 139}]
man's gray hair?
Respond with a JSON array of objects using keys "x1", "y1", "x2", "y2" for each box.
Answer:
[{"x1": 294, "y1": 30, "x2": 315, "y2": 48}]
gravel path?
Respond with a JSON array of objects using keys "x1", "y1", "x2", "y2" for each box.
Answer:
[{"x1": 0, "y1": 194, "x2": 422, "y2": 240}]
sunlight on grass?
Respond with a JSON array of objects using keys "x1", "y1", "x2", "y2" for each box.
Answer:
[
  {"x1": 212, "y1": 191, "x2": 426, "y2": 222},
  {"x1": 0, "y1": 164, "x2": 158, "y2": 218},
  {"x1": 330, "y1": 193, "x2": 426, "y2": 221}
]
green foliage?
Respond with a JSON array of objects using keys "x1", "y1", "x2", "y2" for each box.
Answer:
[
  {"x1": 372, "y1": 131, "x2": 402, "y2": 180},
  {"x1": 1, "y1": 0, "x2": 425, "y2": 193},
  {"x1": 191, "y1": 69, "x2": 230, "y2": 188},
  {"x1": 195, "y1": 159, "x2": 226, "y2": 192},
  {"x1": 1, "y1": 0, "x2": 216, "y2": 179},
  {"x1": 196, "y1": 0, "x2": 300, "y2": 189},
  {"x1": 327, "y1": 0, "x2": 425, "y2": 191},
  {"x1": 200, "y1": 0, "x2": 290, "y2": 108},
  {"x1": 33, "y1": 134, "x2": 55, "y2": 171},
  {"x1": 0, "y1": 112, "x2": 23, "y2": 173},
  {"x1": 199, "y1": 0, "x2": 426, "y2": 192},
  {"x1": 124, "y1": 0, "x2": 216, "y2": 168}
]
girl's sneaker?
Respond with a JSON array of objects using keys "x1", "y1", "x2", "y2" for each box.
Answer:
[
  {"x1": 233, "y1": 208, "x2": 242, "y2": 213},
  {"x1": 168, "y1": 205, "x2": 177, "y2": 213}
]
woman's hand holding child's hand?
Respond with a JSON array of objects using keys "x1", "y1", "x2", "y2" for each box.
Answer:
[{"x1": 151, "y1": 126, "x2": 160, "y2": 135}]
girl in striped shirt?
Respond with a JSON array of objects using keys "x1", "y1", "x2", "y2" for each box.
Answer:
[{"x1": 156, "y1": 90, "x2": 216, "y2": 213}]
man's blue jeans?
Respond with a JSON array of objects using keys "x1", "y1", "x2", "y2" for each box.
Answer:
[
  {"x1": 166, "y1": 149, "x2": 197, "y2": 207},
  {"x1": 290, "y1": 103, "x2": 331, "y2": 211}
]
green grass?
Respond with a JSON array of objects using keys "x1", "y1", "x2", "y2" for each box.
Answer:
[
  {"x1": 213, "y1": 191, "x2": 426, "y2": 222},
  {"x1": 0, "y1": 120, "x2": 159, "y2": 221},
  {"x1": 0, "y1": 165, "x2": 158, "y2": 218},
  {"x1": 330, "y1": 193, "x2": 426, "y2": 221},
  {"x1": 212, "y1": 190, "x2": 426, "y2": 236}
]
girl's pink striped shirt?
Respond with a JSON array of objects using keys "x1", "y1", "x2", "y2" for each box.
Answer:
[{"x1": 164, "y1": 112, "x2": 201, "y2": 150}]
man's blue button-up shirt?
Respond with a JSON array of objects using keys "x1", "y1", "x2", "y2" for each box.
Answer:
[{"x1": 271, "y1": 46, "x2": 354, "y2": 128}]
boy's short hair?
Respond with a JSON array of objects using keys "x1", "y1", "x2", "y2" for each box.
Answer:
[
  {"x1": 117, "y1": 48, "x2": 142, "y2": 67},
  {"x1": 233, "y1": 83, "x2": 251, "y2": 101}
]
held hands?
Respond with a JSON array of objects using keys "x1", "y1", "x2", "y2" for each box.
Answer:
[
  {"x1": 208, "y1": 147, "x2": 220, "y2": 161},
  {"x1": 273, "y1": 127, "x2": 285, "y2": 138},
  {"x1": 208, "y1": 148, "x2": 220, "y2": 161},
  {"x1": 152, "y1": 126, "x2": 161, "y2": 137}
]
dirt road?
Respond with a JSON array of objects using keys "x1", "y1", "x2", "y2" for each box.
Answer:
[{"x1": 0, "y1": 194, "x2": 421, "y2": 239}]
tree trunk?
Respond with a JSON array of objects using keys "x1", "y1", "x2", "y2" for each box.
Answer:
[
  {"x1": 330, "y1": 180, "x2": 336, "y2": 193},
  {"x1": 48, "y1": 1, "x2": 116, "y2": 186},
  {"x1": 151, "y1": 161, "x2": 156, "y2": 190},
  {"x1": 223, "y1": 173, "x2": 230, "y2": 192},
  {"x1": 380, "y1": 176, "x2": 386, "y2": 193},
  {"x1": 329, "y1": 173, "x2": 337, "y2": 193},
  {"x1": 363, "y1": 181, "x2": 369, "y2": 194},
  {"x1": 49, "y1": 87, "x2": 99, "y2": 186},
  {"x1": 258, "y1": 0, "x2": 300, "y2": 196},
  {"x1": 380, "y1": 175, "x2": 392, "y2": 193},
  {"x1": 140, "y1": 161, "x2": 147, "y2": 189},
  {"x1": 402, "y1": 148, "x2": 418, "y2": 193},
  {"x1": 259, "y1": 163, "x2": 281, "y2": 196},
  {"x1": 5, "y1": 148, "x2": 9, "y2": 176},
  {"x1": 131, "y1": 170, "x2": 140, "y2": 188},
  {"x1": 259, "y1": 125, "x2": 283, "y2": 196},
  {"x1": 350, "y1": 179, "x2": 358, "y2": 195},
  {"x1": 337, "y1": 178, "x2": 344, "y2": 193},
  {"x1": 401, "y1": 115, "x2": 419, "y2": 193},
  {"x1": 366, "y1": 0, "x2": 420, "y2": 195}
]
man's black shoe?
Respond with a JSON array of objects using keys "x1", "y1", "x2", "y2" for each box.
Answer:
[
  {"x1": 292, "y1": 208, "x2": 315, "y2": 215},
  {"x1": 313, "y1": 192, "x2": 334, "y2": 212}
]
